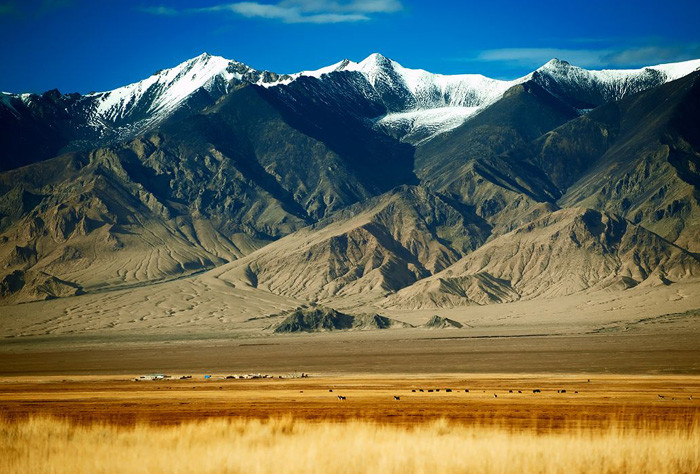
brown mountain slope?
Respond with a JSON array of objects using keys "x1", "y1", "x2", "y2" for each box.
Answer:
[
  {"x1": 0, "y1": 84, "x2": 416, "y2": 302},
  {"x1": 509, "y1": 72, "x2": 700, "y2": 251},
  {"x1": 383, "y1": 208, "x2": 700, "y2": 309},
  {"x1": 214, "y1": 186, "x2": 489, "y2": 304},
  {"x1": 413, "y1": 81, "x2": 575, "y2": 236}
]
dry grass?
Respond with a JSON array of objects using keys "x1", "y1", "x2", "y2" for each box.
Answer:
[{"x1": 0, "y1": 416, "x2": 698, "y2": 474}]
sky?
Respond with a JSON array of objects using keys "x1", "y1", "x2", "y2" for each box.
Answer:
[{"x1": 1, "y1": 0, "x2": 699, "y2": 94}]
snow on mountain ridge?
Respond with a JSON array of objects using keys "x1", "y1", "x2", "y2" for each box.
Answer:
[
  {"x1": 309, "y1": 53, "x2": 528, "y2": 143},
  {"x1": 85, "y1": 53, "x2": 236, "y2": 125},
  {"x1": 3, "y1": 53, "x2": 699, "y2": 147},
  {"x1": 532, "y1": 58, "x2": 700, "y2": 105}
]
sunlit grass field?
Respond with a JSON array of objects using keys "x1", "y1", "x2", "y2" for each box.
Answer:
[{"x1": 1, "y1": 416, "x2": 698, "y2": 473}]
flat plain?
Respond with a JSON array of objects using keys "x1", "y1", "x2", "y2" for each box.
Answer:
[{"x1": 0, "y1": 374, "x2": 698, "y2": 428}]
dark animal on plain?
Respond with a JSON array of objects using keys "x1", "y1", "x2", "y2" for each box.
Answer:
[
  {"x1": 394, "y1": 396, "x2": 400, "y2": 401},
  {"x1": 658, "y1": 395, "x2": 665, "y2": 399},
  {"x1": 337, "y1": 395, "x2": 346, "y2": 400},
  {"x1": 518, "y1": 390, "x2": 522, "y2": 393},
  {"x1": 412, "y1": 389, "x2": 416, "y2": 392},
  {"x1": 464, "y1": 389, "x2": 469, "y2": 393},
  {"x1": 428, "y1": 389, "x2": 433, "y2": 393},
  {"x1": 329, "y1": 389, "x2": 333, "y2": 392},
  {"x1": 446, "y1": 389, "x2": 452, "y2": 392},
  {"x1": 533, "y1": 389, "x2": 541, "y2": 393},
  {"x1": 436, "y1": 389, "x2": 440, "y2": 392},
  {"x1": 494, "y1": 394, "x2": 498, "y2": 398},
  {"x1": 509, "y1": 390, "x2": 513, "y2": 393},
  {"x1": 419, "y1": 389, "x2": 424, "y2": 392},
  {"x1": 561, "y1": 390, "x2": 566, "y2": 393}
]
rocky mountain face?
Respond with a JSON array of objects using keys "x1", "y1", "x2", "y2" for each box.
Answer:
[
  {"x1": 0, "y1": 53, "x2": 289, "y2": 171},
  {"x1": 383, "y1": 208, "x2": 700, "y2": 309},
  {"x1": 1, "y1": 53, "x2": 699, "y2": 307},
  {"x1": 270, "y1": 305, "x2": 409, "y2": 333}
]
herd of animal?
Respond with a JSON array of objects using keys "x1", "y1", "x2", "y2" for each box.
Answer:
[{"x1": 331, "y1": 387, "x2": 581, "y2": 401}]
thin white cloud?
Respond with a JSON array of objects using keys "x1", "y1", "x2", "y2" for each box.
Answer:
[
  {"x1": 140, "y1": 0, "x2": 402, "y2": 23},
  {"x1": 476, "y1": 48, "x2": 604, "y2": 68},
  {"x1": 138, "y1": 5, "x2": 179, "y2": 16},
  {"x1": 464, "y1": 45, "x2": 700, "y2": 69}
]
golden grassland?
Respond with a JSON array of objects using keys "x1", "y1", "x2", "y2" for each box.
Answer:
[
  {"x1": 1, "y1": 375, "x2": 699, "y2": 473},
  {"x1": 0, "y1": 416, "x2": 699, "y2": 473}
]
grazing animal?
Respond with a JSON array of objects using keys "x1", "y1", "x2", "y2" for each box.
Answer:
[
  {"x1": 412, "y1": 389, "x2": 416, "y2": 392},
  {"x1": 337, "y1": 395, "x2": 346, "y2": 400},
  {"x1": 658, "y1": 395, "x2": 665, "y2": 399},
  {"x1": 419, "y1": 389, "x2": 424, "y2": 392},
  {"x1": 494, "y1": 394, "x2": 498, "y2": 398},
  {"x1": 533, "y1": 389, "x2": 541, "y2": 393},
  {"x1": 446, "y1": 389, "x2": 452, "y2": 393},
  {"x1": 561, "y1": 390, "x2": 566, "y2": 393},
  {"x1": 394, "y1": 396, "x2": 400, "y2": 401},
  {"x1": 509, "y1": 390, "x2": 513, "y2": 393},
  {"x1": 518, "y1": 390, "x2": 522, "y2": 393},
  {"x1": 464, "y1": 389, "x2": 469, "y2": 393},
  {"x1": 329, "y1": 389, "x2": 333, "y2": 392},
  {"x1": 436, "y1": 389, "x2": 440, "y2": 392},
  {"x1": 428, "y1": 389, "x2": 434, "y2": 393}
]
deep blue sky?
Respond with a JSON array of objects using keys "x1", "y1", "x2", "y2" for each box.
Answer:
[{"x1": 1, "y1": 0, "x2": 699, "y2": 94}]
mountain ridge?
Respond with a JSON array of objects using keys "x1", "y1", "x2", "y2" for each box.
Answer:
[
  {"x1": 1, "y1": 53, "x2": 699, "y2": 311},
  {"x1": 3, "y1": 54, "x2": 699, "y2": 170}
]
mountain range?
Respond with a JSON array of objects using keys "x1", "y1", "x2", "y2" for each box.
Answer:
[{"x1": 1, "y1": 52, "x2": 699, "y2": 312}]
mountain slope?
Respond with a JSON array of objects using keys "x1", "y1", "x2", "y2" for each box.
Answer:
[
  {"x1": 0, "y1": 83, "x2": 417, "y2": 301},
  {"x1": 530, "y1": 58, "x2": 700, "y2": 110},
  {"x1": 1, "y1": 53, "x2": 700, "y2": 306},
  {"x1": 0, "y1": 54, "x2": 288, "y2": 171},
  {"x1": 213, "y1": 186, "x2": 489, "y2": 304},
  {"x1": 510, "y1": 71, "x2": 700, "y2": 251},
  {"x1": 383, "y1": 208, "x2": 700, "y2": 309}
]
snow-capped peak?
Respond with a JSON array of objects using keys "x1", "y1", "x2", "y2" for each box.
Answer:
[
  {"x1": 86, "y1": 53, "x2": 237, "y2": 124},
  {"x1": 4, "y1": 52, "x2": 699, "y2": 149},
  {"x1": 532, "y1": 57, "x2": 700, "y2": 105},
  {"x1": 294, "y1": 53, "x2": 528, "y2": 143}
]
